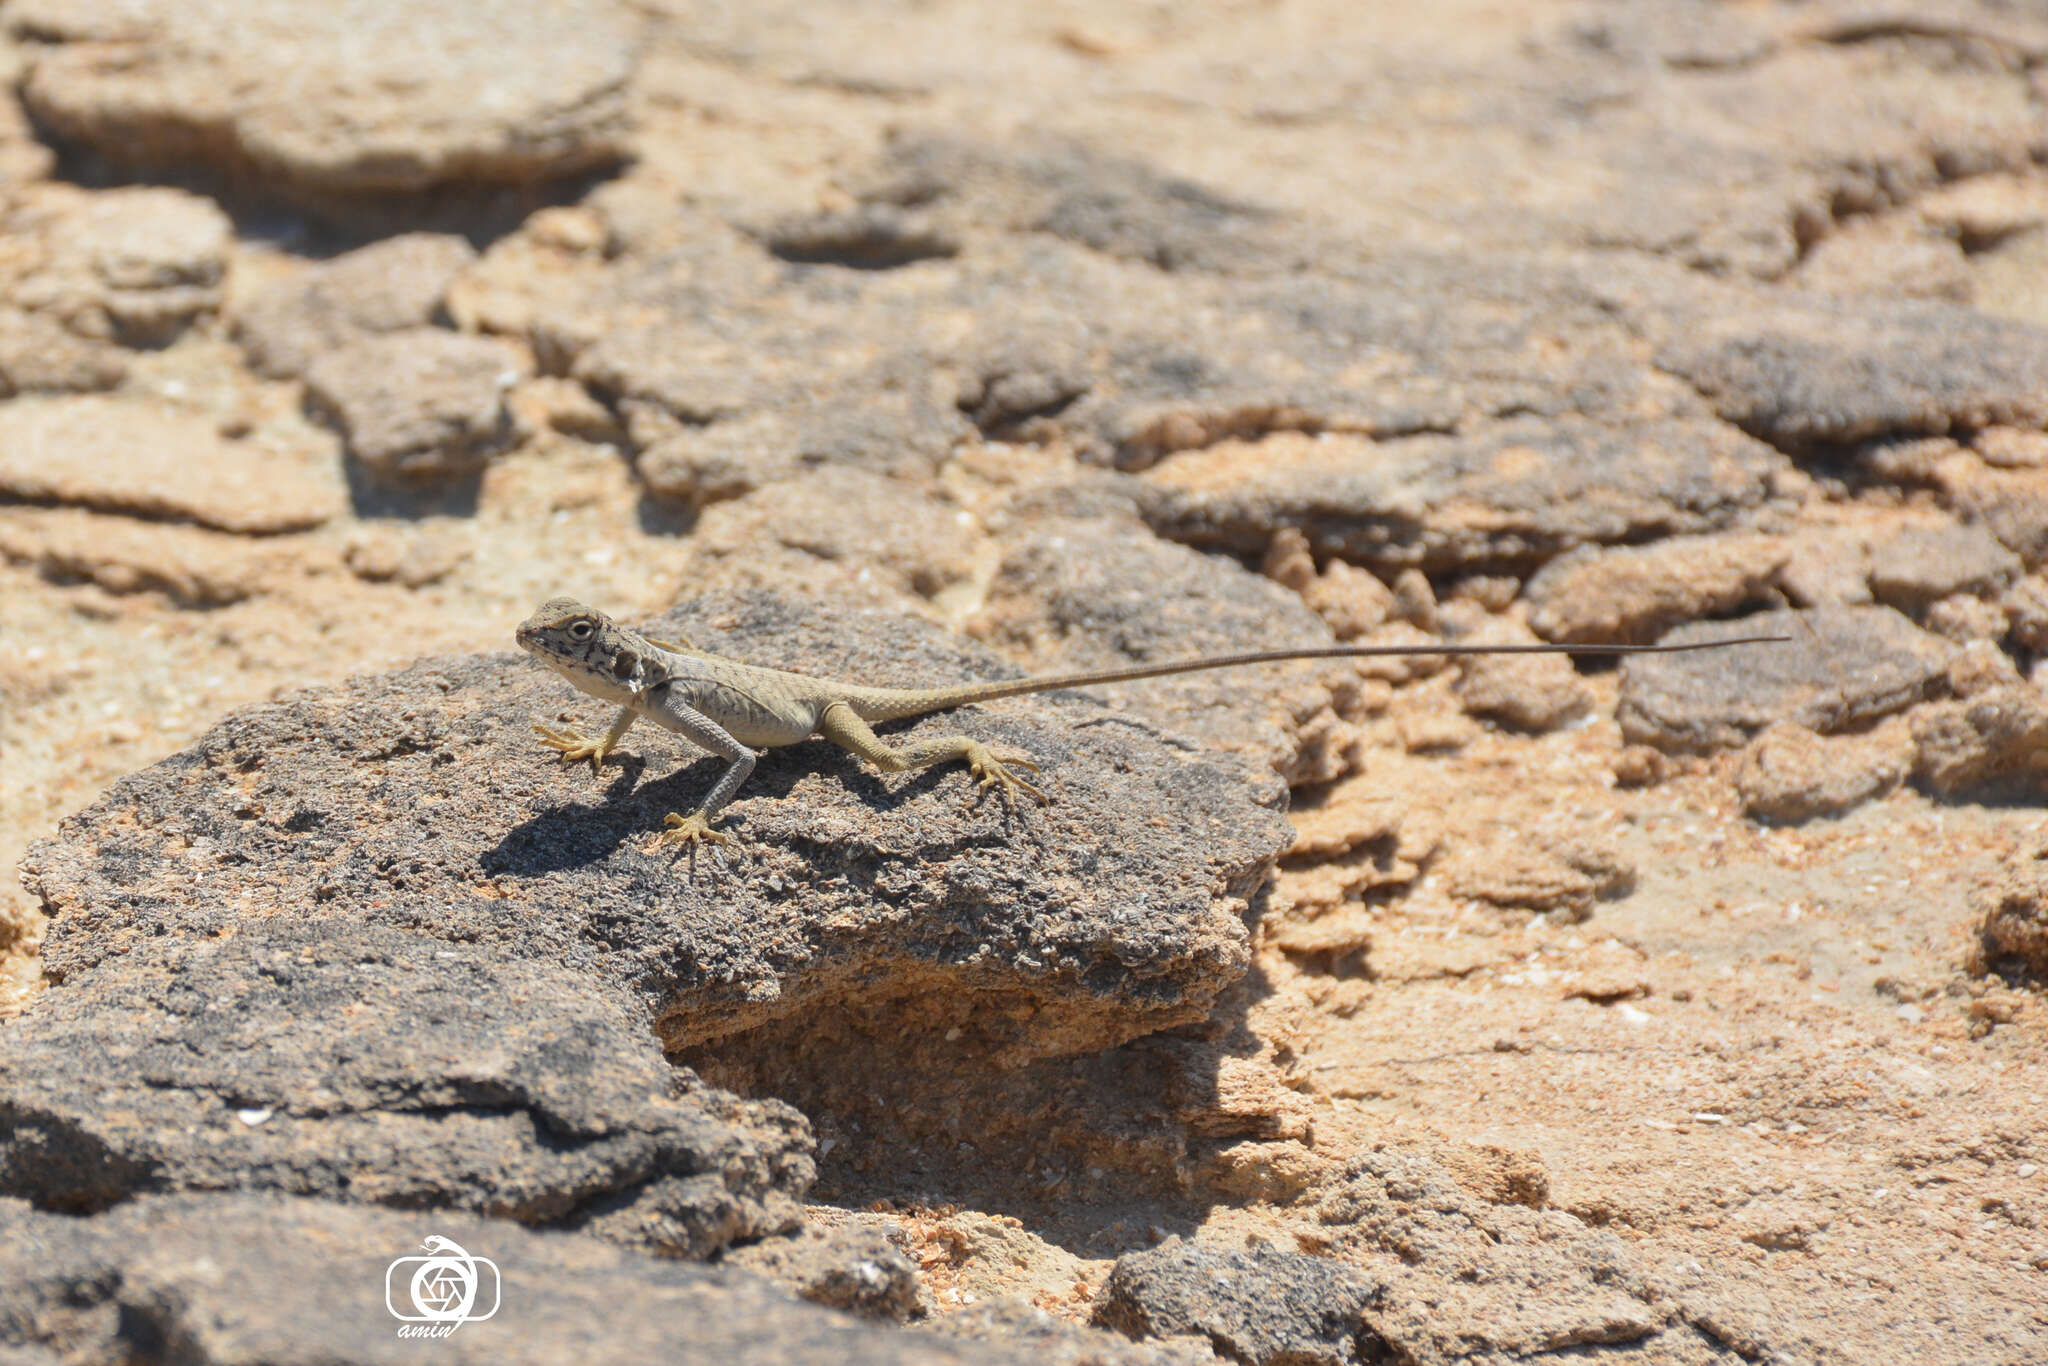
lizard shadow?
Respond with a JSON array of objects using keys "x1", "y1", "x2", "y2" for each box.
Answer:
[{"x1": 482, "y1": 744, "x2": 952, "y2": 876}]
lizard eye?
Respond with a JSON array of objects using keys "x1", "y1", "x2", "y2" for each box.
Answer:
[{"x1": 568, "y1": 620, "x2": 595, "y2": 641}]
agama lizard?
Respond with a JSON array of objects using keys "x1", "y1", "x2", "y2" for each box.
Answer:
[{"x1": 515, "y1": 596, "x2": 1785, "y2": 850}]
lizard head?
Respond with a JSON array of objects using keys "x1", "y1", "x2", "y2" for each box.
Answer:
[{"x1": 516, "y1": 597, "x2": 656, "y2": 703}]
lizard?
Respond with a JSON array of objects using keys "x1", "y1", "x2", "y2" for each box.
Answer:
[{"x1": 515, "y1": 595, "x2": 1787, "y2": 851}]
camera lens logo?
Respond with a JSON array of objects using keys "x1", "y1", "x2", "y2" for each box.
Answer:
[{"x1": 386, "y1": 1236, "x2": 500, "y2": 1338}]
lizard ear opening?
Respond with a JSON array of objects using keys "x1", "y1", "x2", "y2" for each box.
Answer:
[{"x1": 610, "y1": 648, "x2": 640, "y2": 681}]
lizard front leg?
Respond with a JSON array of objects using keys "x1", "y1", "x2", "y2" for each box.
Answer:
[
  {"x1": 818, "y1": 701, "x2": 1048, "y2": 804},
  {"x1": 640, "y1": 685, "x2": 757, "y2": 850},
  {"x1": 533, "y1": 704, "x2": 638, "y2": 775}
]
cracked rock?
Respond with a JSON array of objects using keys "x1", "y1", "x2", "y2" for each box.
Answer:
[
  {"x1": 1523, "y1": 533, "x2": 1788, "y2": 645},
  {"x1": 1094, "y1": 1237, "x2": 1388, "y2": 1366},
  {"x1": 235, "y1": 233, "x2": 479, "y2": 379},
  {"x1": 0, "y1": 1195, "x2": 1003, "y2": 1365},
  {"x1": 1733, "y1": 719, "x2": 1913, "y2": 823},
  {"x1": 0, "y1": 394, "x2": 341, "y2": 533},
  {"x1": 2, "y1": 185, "x2": 230, "y2": 345},
  {"x1": 22, "y1": 590, "x2": 1288, "y2": 1073},
  {"x1": 1618, "y1": 606, "x2": 1953, "y2": 753},
  {"x1": 304, "y1": 329, "x2": 527, "y2": 479},
  {"x1": 1655, "y1": 297, "x2": 2048, "y2": 446},
  {"x1": 11, "y1": 0, "x2": 633, "y2": 216},
  {"x1": 971, "y1": 515, "x2": 1366, "y2": 786},
  {"x1": 1136, "y1": 418, "x2": 1787, "y2": 573},
  {"x1": 0, "y1": 921, "x2": 810, "y2": 1255}
]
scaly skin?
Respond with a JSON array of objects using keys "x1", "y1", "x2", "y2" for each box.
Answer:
[{"x1": 514, "y1": 596, "x2": 1787, "y2": 852}]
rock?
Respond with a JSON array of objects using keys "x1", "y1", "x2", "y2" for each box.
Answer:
[
  {"x1": 0, "y1": 394, "x2": 341, "y2": 533},
  {"x1": 683, "y1": 468, "x2": 983, "y2": 607},
  {"x1": 2002, "y1": 574, "x2": 2048, "y2": 652},
  {"x1": 1136, "y1": 418, "x2": 1787, "y2": 572},
  {"x1": 0, "y1": 1194, "x2": 1004, "y2": 1365},
  {"x1": 1452, "y1": 622, "x2": 1594, "y2": 733},
  {"x1": 1733, "y1": 719, "x2": 1912, "y2": 823},
  {"x1": 969, "y1": 516, "x2": 1366, "y2": 786},
  {"x1": 0, "y1": 922, "x2": 810, "y2": 1255},
  {"x1": 1094, "y1": 1237, "x2": 1388, "y2": 1366},
  {"x1": 21, "y1": 590, "x2": 1288, "y2": 1072},
  {"x1": 1618, "y1": 606, "x2": 1954, "y2": 753},
  {"x1": 3, "y1": 185, "x2": 230, "y2": 345},
  {"x1": 1866, "y1": 522, "x2": 2021, "y2": 613},
  {"x1": 1910, "y1": 684, "x2": 2048, "y2": 793},
  {"x1": 1261, "y1": 529, "x2": 1395, "y2": 642},
  {"x1": 235, "y1": 233, "x2": 479, "y2": 379},
  {"x1": 930, "y1": 1297, "x2": 1218, "y2": 1366},
  {"x1": 1523, "y1": 534, "x2": 1788, "y2": 645},
  {"x1": 723, "y1": 1219, "x2": 924, "y2": 1321},
  {"x1": 12, "y1": 0, "x2": 632, "y2": 215},
  {"x1": 1937, "y1": 463, "x2": 2048, "y2": 566},
  {"x1": 1776, "y1": 527, "x2": 1874, "y2": 607},
  {"x1": 342, "y1": 523, "x2": 472, "y2": 587},
  {"x1": 762, "y1": 204, "x2": 961, "y2": 269},
  {"x1": 1655, "y1": 298, "x2": 2048, "y2": 446},
  {"x1": 0, "y1": 506, "x2": 297, "y2": 605},
  {"x1": 304, "y1": 329, "x2": 526, "y2": 479},
  {"x1": 1969, "y1": 849, "x2": 2048, "y2": 982},
  {"x1": 1923, "y1": 592, "x2": 2012, "y2": 644},
  {"x1": 1792, "y1": 222, "x2": 1971, "y2": 302},
  {"x1": 844, "y1": 132, "x2": 1308, "y2": 275},
  {"x1": 1312, "y1": 1146, "x2": 1788, "y2": 1362},
  {"x1": 1438, "y1": 834, "x2": 1635, "y2": 919},
  {"x1": 0, "y1": 308, "x2": 126, "y2": 396}
]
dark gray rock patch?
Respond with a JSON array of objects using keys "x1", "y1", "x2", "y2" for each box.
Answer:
[
  {"x1": 1618, "y1": 606, "x2": 1954, "y2": 753},
  {"x1": 1094, "y1": 1237, "x2": 1388, "y2": 1366}
]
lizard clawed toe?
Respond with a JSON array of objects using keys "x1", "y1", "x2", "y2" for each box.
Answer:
[
  {"x1": 650, "y1": 809, "x2": 736, "y2": 853},
  {"x1": 966, "y1": 745, "x2": 1049, "y2": 805},
  {"x1": 532, "y1": 722, "x2": 616, "y2": 775}
]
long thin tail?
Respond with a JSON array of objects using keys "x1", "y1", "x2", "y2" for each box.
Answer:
[{"x1": 855, "y1": 632, "x2": 1790, "y2": 721}]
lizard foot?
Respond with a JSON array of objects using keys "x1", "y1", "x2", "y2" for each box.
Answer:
[
  {"x1": 964, "y1": 743, "x2": 1049, "y2": 805},
  {"x1": 651, "y1": 809, "x2": 736, "y2": 852},
  {"x1": 532, "y1": 722, "x2": 617, "y2": 775}
]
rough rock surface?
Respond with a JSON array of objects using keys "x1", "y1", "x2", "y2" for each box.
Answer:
[
  {"x1": 1094, "y1": 1237, "x2": 1387, "y2": 1366},
  {"x1": 0, "y1": 922, "x2": 810, "y2": 1254},
  {"x1": 1135, "y1": 420, "x2": 1788, "y2": 573},
  {"x1": 0, "y1": 308, "x2": 126, "y2": 396},
  {"x1": 234, "y1": 233, "x2": 479, "y2": 379},
  {"x1": 1733, "y1": 719, "x2": 1914, "y2": 823},
  {"x1": 303, "y1": 329, "x2": 526, "y2": 479},
  {"x1": 10, "y1": 0, "x2": 633, "y2": 214},
  {"x1": 1910, "y1": 684, "x2": 2048, "y2": 793},
  {"x1": 21, "y1": 591, "x2": 1287, "y2": 1068},
  {"x1": 1971, "y1": 849, "x2": 2048, "y2": 983},
  {"x1": 970, "y1": 515, "x2": 1367, "y2": 786},
  {"x1": 723, "y1": 1218, "x2": 926, "y2": 1321},
  {"x1": 0, "y1": 395, "x2": 341, "y2": 533},
  {"x1": 1, "y1": 185, "x2": 230, "y2": 345},
  {"x1": 1654, "y1": 297, "x2": 2048, "y2": 446},
  {"x1": 1618, "y1": 606, "x2": 1955, "y2": 753},
  {"x1": 0, "y1": 1195, "x2": 1012, "y2": 1365},
  {"x1": 1866, "y1": 521, "x2": 2022, "y2": 613},
  {"x1": 1523, "y1": 534, "x2": 1789, "y2": 645}
]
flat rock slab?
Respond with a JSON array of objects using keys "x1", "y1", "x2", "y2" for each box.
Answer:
[
  {"x1": 23, "y1": 591, "x2": 1287, "y2": 1068},
  {"x1": 10, "y1": 0, "x2": 632, "y2": 206},
  {"x1": 0, "y1": 921, "x2": 809, "y2": 1252},
  {"x1": 1134, "y1": 418, "x2": 1788, "y2": 572},
  {"x1": 0, "y1": 1194, "x2": 1016, "y2": 1366},
  {"x1": 0, "y1": 394, "x2": 341, "y2": 533},
  {"x1": 1095, "y1": 1238, "x2": 1388, "y2": 1366},
  {"x1": 234, "y1": 233, "x2": 478, "y2": 380},
  {"x1": 1655, "y1": 298, "x2": 2048, "y2": 445},
  {"x1": 303, "y1": 329, "x2": 526, "y2": 479},
  {"x1": 1618, "y1": 606, "x2": 1955, "y2": 753}
]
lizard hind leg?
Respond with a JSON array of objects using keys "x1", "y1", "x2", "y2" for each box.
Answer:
[{"x1": 817, "y1": 701, "x2": 1049, "y2": 805}]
